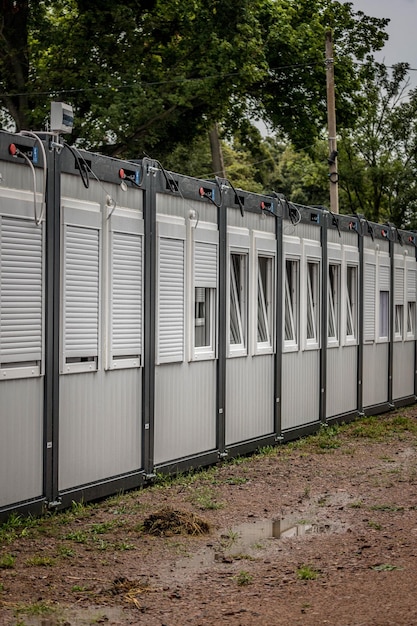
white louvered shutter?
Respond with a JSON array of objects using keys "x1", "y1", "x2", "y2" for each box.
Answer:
[
  {"x1": 111, "y1": 231, "x2": 142, "y2": 358},
  {"x1": 194, "y1": 242, "x2": 217, "y2": 288},
  {"x1": 63, "y1": 225, "x2": 99, "y2": 360},
  {"x1": 379, "y1": 264, "x2": 390, "y2": 291},
  {"x1": 364, "y1": 262, "x2": 376, "y2": 342},
  {"x1": 394, "y1": 267, "x2": 404, "y2": 305},
  {"x1": 158, "y1": 237, "x2": 184, "y2": 363},
  {"x1": 407, "y1": 268, "x2": 416, "y2": 302},
  {"x1": 0, "y1": 217, "x2": 43, "y2": 364}
]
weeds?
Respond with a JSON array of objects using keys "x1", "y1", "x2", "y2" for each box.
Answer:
[
  {"x1": 297, "y1": 565, "x2": 320, "y2": 580},
  {"x1": 0, "y1": 553, "x2": 16, "y2": 568},
  {"x1": 25, "y1": 555, "x2": 55, "y2": 567},
  {"x1": 234, "y1": 570, "x2": 253, "y2": 586}
]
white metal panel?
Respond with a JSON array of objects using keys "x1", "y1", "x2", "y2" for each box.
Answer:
[
  {"x1": 393, "y1": 341, "x2": 415, "y2": 400},
  {"x1": 363, "y1": 343, "x2": 389, "y2": 407},
  {"x1": 225, "y1": 354, "x2": 274, "y2": 445},
  {"x1": 59, "y1": 368, "x2": 142, "y2": 490},
  {"x1": 154, "y1": 361, "x2": 216, "y2": 464},
  {"x1": 407, "y1": 268, "x2": 416, "y2": 301},
  {"x1": 157, "y1": 237, "x2": 185, "y2": 363},
  {"x1": 111, "y1": 231, "x2": 142, "y2": 357},
  {"x1": 281, "y1": 351, "x2": 320, "y2": 429},
  {"x1": 326, "y1": 346, "x2": 357, "y2": 417},
  {"x1": 0, "y1": 379, "x2": 43, "y2": 506},
  {"x1": 0, "y1": 217, "x2": 43, "y2": 364}
]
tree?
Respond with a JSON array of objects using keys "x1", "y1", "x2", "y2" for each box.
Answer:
[
  {"x1": 337, "y1": 62, "x2": 417, "y2": 227},
  {"x1": 0, "y1": 1, "x2": 388, "y2": 162}
]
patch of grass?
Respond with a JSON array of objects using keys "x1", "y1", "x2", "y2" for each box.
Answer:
[
  {"x1": 62, "y1": 530, "x2": 88, "y2": 543},
  {"x1": 372, "y1": 563, "x2": 402, "y2": 571},
  {"x1": 368, "y1": 520, "x2": 382, "y2": 530},
  {"x1": 13, "y1": 601, "x2": 56, "y2": 617},
  {"x1": 348, "y1": 500, "x2": 363, "y2": 509},
  {"x1": 57, "y1": 544, "x2": 75, "y2": 558},
  {"x1": 234, "y1": 570, "x2": 253, "y2": 586},
  {"x1": 297, "y1": 565, "x2": 320, "y2": 580},
  {"x1": 190, "y1": 487, "x2": 223, "y2": 511},
  {"x1": 0, "y1": 553, "x2": 16, "y2": 569},
  {"x1": 89, "y1": 521, "x2": 116, "y2": 535},
  {"x1": 369, "y1": 504, "x2": 404, "y2": 512},
  {"x1": 225, "y1": 476, "x2": 248, "y2": 485},
  {"x1": 71, "y1": 584, "x2": 88, "y2": 592},
  {"x1": 220, "y1": 529, "x2": 240, "y2": 548},
  {"x1": 25, "y1": 555, "x2": 55, "y2": 567}
]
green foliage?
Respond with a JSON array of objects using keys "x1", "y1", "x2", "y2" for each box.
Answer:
[
  {"x1": 296, "y1": 565, "x2": 320, "y2": 580},
  {"x1": 234, "y1": 570, "x2": 253, "y2": 586},
  {"x1": 0, "y1": 553, "x2": 16, "y2": 569},
  {"x1": 0, "y1": 0, "x2": 388, "y2": 164}
]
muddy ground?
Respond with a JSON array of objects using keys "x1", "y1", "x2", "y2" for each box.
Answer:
[{"x1": 1, "y1": 409, "x2": 417, "y2": 625}]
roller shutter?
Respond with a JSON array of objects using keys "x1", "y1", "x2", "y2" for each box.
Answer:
[
  {"x1": 0, "y1": 217, "x2": 43, "y2": 364},
  {"x1": 157, "y1": 237, "x2": 184, "y2": 363}
]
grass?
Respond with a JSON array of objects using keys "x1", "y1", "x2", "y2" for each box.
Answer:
[
  {"x1": 25, "y1": 555, "x2": 55, "y2": 567},
  {"x1": 297, "y1": 565, "x2": 320, "y2": 580},
  {"x1": 0, "y1": 553, "x2": 16, "y2": 568},
  {"x1": 234, "y1": 570, "x2": 253, "y2": 586},
  {"x1": 189, "y1": 487, "x2": 224, "y2": 511}
]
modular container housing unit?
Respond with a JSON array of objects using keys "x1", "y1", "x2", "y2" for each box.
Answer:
[{"x1": 1, "y1": 130, "x2": 416, "y2": 520}]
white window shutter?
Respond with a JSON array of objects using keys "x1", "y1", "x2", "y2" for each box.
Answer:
[
  {"x1": 158, "y1": 237, "x2": 184, "y2": 363},
  {"x1": 364, "y1": 262, "x2": 376, "y2": 341},
  {"x1": 0, "y1": 217, "x2": 43, "y2": 364},
  {"x1": 194, "y1": 242, "x2": 217, "y2": 288},
  {"x1": 407, "y1": 268, "x2": 416, "y2": 302},
  {"x1": 394, "y1": 267, "x2": 404, "y2": 305},
  {"x1": 63, "y1": 225, "x2": 99, "y2": 359},
  {"x1": 111, "y1": 231, "x2": 142, "y2": 357}
]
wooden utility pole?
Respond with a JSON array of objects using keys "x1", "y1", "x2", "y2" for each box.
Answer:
[
  {"x1": 325, "y1": 30, "x2": 339, "y2": 214},
  {"x1": 209, "y1": 123, "x2": 226, "y2": 178}
]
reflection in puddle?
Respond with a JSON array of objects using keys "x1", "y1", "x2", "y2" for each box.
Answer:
[{"x1": 176, "y1": 516, "x2": 335, "y2": 573}]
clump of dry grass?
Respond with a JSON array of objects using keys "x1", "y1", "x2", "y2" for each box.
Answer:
[{"x1": 143, "y1": 506, "x2": 210, "y2": 536}]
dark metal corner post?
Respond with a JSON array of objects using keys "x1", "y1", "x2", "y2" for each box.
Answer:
[
  {"x1": 388, "y1": 231, "x2": 395, "y2": 406},
  {"x1": 357, "y1": 221, "x2": 364, "y2": 414},
  {"x1": 274, "y1": 204, "x2": 283, "y2": 439},
  {"x1": 319, "y1": 212, "x2": 328, "y2": 423},
  {"x1": 43, "y1": 141, "x2": 61, "y2": 508},
  {"x1": 216, "y1": 187, "x2": 227, "y2": 457},
  {"x1": 415, "y1": 242, "x2": 417, "y2": 400},
  {"x1": 142, "y1": 166, "x2": 157, "y2": 477}
]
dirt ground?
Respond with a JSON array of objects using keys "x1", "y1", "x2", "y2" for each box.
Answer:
[{"x1": 1, "y1": 409, "x2": 417, "y2": 626}]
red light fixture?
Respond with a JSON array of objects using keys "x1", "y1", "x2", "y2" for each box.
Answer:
[{"x1": 8, "y1": 144, "x2": 17, "y2": 156}]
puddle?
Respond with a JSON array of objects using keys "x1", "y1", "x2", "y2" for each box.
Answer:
[{"x1": 175, "y1": 515, "x2": 338, "y2": 574}]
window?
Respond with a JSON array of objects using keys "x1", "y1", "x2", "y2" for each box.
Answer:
[
  {"x1": 407, "y1": 301, "x2": 416, "y2": 337},
  {"x1": 346, "y1": 265, "x2": 358, "y2": 342},
  {"x1": 257, "y1": 256, "x2": 273, "y2": 350},
  {"x1": 364, "y1": 261, "x2": 376, "y2": 342},
  {"x1": 406, "y1": 267, "x2": 416, "y2": 340},
  {"x1": 230, "y1": 252, "x2": 247, "y2": 353},
  {"x1": 394, "y1": 305, "x2": 404, "y2": 339},
  {"x1": 284, "y1": 259, "x2": 298, "y2": 349},
  {"x1": 194, "y1": 287, "x2": 215, "y2": 351},
  {"x1": 306, "y1": 261, "x2": 320, "y2": 346},
  {"x1": 379, "y1": 290, "x2": 389, "y2": 339},
  {"x1": 194, "y1": 240, "x2": 217, "y2": 359},
  {"x1": 328, "y1": 264, "x2": 340, "y2": 344}
]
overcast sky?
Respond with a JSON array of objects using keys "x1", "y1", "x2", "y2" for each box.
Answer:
[{"x1": 348, "y1": 0, "x2": 417, "y2": 87}]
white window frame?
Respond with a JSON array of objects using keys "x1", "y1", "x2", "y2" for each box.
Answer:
[
  {"x1": 345, "y1": 264, "x2": 358, "y2": 345},
  {"x1": 192, "y1": 229, "x2": 218, "y2": 361},
  {"x1": 377, "y1": 255, "x2": 390, "y2": 343},
  {"x1": 306, "y1": 260, "x2": 320, "y2": 348},
  {"x1": 256, "y1": 254, "x2": 274, "y2": 353},
  {"x1": 327, "y1": 263, "x2": 340, "y2": 347},
  {"x1": 406, "y1": 263, "x2": 416, "y2": 340},
  {"x1": 228, "y1": 250, "x2": 248, "y2": 357},
  {"x1": 0, "y1": 191, "x2": 45, "y2": 380},
  {"x1": 284, "y1": 257, "x2": 299, "y2": 352}
]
